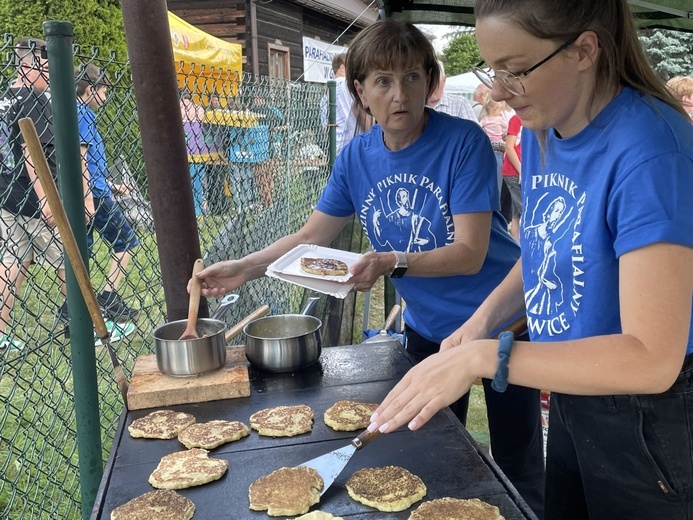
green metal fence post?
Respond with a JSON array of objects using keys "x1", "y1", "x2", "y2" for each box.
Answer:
[
  {"x1": 327, "y1": 80, "x2": 336, "y2": 167},
  {"x1": 43, "y1": 21, "x2": 103, "y2": 520}
]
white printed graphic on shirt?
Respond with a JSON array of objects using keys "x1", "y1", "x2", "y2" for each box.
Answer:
[
  {"x1": 523, "y1": 173, "x2": 586, "y2": 337},
  {"x1": 359, "y1": 172, "x2": 452, "y2": 253}
]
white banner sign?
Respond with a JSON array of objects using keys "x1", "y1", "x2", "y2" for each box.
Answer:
[{"x1": 302, "y1": 37, "x2": 348, "y2": 83}]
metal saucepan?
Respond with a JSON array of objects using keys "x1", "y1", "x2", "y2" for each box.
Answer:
[
  {"x1": 153, "y1": 294, "x2": 239, "y2": 376},
  {"x1": 244, "y1": 296, "x2": 322, "y2": 373}
]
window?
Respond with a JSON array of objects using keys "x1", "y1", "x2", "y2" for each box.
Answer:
[{"x1": 267, "y1": 43, "x2": 290, "y2": 81}]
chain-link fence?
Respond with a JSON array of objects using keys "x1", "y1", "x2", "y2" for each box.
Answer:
[{"x1": 0, "y1": 35, "x2": 368, "y2": 519}]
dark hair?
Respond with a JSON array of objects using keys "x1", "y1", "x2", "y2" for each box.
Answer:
[
  {"x1": 75, "y1": 63, "x2": 111, "y2": 96},
  {"x1": 346, "y1": 20, "x2": 439, "y2": 111},
  {"x1": 475, "y1": 0, "x2": 687, "y2": 123},
  {"x1": 14, "y1": 37, "x2": 47, "y2": 67},
  {"x1": 331, "y1": 53, "x2": 346, "y2": 74}
]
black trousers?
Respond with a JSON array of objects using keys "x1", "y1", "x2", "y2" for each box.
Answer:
[
  {"x1": 544, "y1": 354, "x2": 693, "y2": 520},
  {"x1": 405, "y1": 325, "x2": 546, "y2": 519}
]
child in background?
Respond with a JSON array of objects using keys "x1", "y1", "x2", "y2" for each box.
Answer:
[
  {"x1": 667, "y1": 76, "x2": 693, "y2": 120},
  {"x1": 480, "y1": 97, "x2": 508, "y2": 186}
]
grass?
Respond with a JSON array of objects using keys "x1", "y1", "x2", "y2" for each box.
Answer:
[
  {"x1": 467, "y1": 385, "x2": 491, "y2": 449},
  {"x1": 0, "y1": 231, "x2": 162, "y2": 519}
]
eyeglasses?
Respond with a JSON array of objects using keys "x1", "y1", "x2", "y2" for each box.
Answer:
[{"x1": 472, "y1": 36, "x2": 578, "y2": 96}]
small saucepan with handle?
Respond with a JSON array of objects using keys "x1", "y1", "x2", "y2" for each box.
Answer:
[
  {"x1": 244, "y1": 296, "x2": 322, "y2": 373},
  {"x1": 153, "y1": 293, "x2": 240, "y2": 376}
]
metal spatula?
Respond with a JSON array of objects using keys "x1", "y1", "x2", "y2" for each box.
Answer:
[{"x1": 298, "y1": 428, "x2": 380, "y2": 495}]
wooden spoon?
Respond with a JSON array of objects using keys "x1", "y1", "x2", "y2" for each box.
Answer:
[{"x1": 179, "y1": 258, "x2": 205, "y2": 340}]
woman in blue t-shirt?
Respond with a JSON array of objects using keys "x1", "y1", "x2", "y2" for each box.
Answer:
[
  {"x1": 369, "y1": 1, "x2": 693, "y2": 519},
  {"x1": 195, "y1": 19, "x2": 545, "y2": 516}
]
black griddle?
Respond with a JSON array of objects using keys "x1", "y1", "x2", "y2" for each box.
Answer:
[{"x1": 91, "y1": 342, "x2": 538, "y2": 520}]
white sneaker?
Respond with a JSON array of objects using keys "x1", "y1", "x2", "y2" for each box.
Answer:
[
  {"x1": 94, "y1": 320, "x2": 136, "y2": 347},
  {"x1": 0, "y1": 333, "x2": 25, "y2": 352}
]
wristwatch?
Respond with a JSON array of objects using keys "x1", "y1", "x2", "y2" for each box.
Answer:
[{"x1": 389, "y1": 251, "x2": 408, "y2": 278}]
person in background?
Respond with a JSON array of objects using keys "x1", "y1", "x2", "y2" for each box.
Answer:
[
  {"x1": 321, "y1": 53, "x2": 372, "y2": 155},
  {"x1": 369, "y1": 1, "x2": 693, "y2": 519},
  {"x1": 192, "y1": 20, "x2": 545, "y2": 516},
  {"x1": 75, "y1": 64, "x2": 140, "y2": 328},
  {"x1": 427, "y1": 61, "x2": 477, "y2": 122},
  {"x1": 501, "y1": 114, "x2": 522, "y2": 240},
  {"x1": 319, "y1": 54, "x2": 345, "y2": 130},
  {"x1": 667, "y1": 75, "x2": 693, "y2": 120},
  {"x1": 479, "y1": 96, "x2": 508, "y2": 188},
  {"x1": 0, "y1": 38, "x2": 89, "y2": 350},
  {"x1": 471, "y1": 82, "x2": 492, "y2": 120},
  {"x1": 180, "y1": 89, "x2": 207, "y2": 215},
  {"x1": 207, "y1": 93, "x2": 222, "y2": 111},
  {"x1": 251, "y1": 94, "x2": 285, "y2": 208}
]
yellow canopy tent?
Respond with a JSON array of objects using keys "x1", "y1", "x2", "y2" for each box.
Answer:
[{"x1": 168, "y1": 11, "x2": 243, "y2": 106}]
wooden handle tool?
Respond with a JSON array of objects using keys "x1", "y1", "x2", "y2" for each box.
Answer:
[
  {"x1": 18, "y1": 117, "x2": 130, "y2": 407},
  {"x1": 225, "y1": 305, "x2": 270, "y2": 343},
  {"x1": 179, "y1": 259, "x2": 205, "y2": 340}
]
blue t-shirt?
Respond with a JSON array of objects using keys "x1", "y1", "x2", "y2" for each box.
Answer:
[
  {"x1": 77, "y1": 103, "x2": 111, "y2": 198},
  {"x1": 521, "y1": 87, "x2": 693, "y2": 355},
  {"x1": 317, "y1": 109, "x2": 520, "y2": 343}
]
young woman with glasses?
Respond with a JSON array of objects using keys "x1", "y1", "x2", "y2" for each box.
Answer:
[{"x1": 369, "y1": 1, "x2": 693, "y2": 519}]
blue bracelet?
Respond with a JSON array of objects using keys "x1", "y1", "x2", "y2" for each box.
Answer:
[{"x1": 491, "y1": 331, "x2": 515, "y2": 393}]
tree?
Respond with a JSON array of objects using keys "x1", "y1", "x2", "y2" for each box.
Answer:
[
  {"x1": 639, "y1": 28, "x2": 693, "y2": 81},
  {"x1": 0, "y1": 0, "x2": 127, "y2": 60},
  {"x1": 442, "y1": 33, "x2": 480, "y2": 77}
]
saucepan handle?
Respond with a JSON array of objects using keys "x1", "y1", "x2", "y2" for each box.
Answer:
[
  {"x1": 225, "y1": 305, "x2": 271, "y2": 342},
  {"x1": 210, "y1": 293, "x2": 239, "y2": 320},
  {"x1": 300, "y1": 295, "x2": 321, "y2": 317}
]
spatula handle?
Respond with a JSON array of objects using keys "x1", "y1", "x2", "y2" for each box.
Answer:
[
  {"x1": 352, "y1": 428, "x2": 381, "y2": 450},
  {"x1": 382, "y1": 304, "x2": 401, "y2": 333},
  {"x1": 492, "y1": 314, "x2": 527, "y2": 339}
]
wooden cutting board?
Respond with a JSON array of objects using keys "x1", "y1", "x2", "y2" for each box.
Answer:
[{"x1": 127, "y1": 346, "x2": 250, "y2": 410}]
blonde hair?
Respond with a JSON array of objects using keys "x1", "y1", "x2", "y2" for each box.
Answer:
[
  {"x1": 667, "y1": 76, "x2": 693, "y2": 102},
  {"x1": 482, "y1": 96, "x2": 503, "y2": 117}
]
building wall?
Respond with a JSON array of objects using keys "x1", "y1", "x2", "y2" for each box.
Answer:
[
  {"x1": 168, "y1": 0, "x2": 247, "y2": 57},
  {"x1": 168, "y1": 0, "x2": 362, "y2": 80}
]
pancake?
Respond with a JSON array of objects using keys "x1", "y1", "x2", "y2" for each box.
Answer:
[
  {"x1": 324, "y1": 400, "x2": 378, "y2": 431},
  {"x1": 177, "y1": 420, "x2": 250, "y2": 449},
  {"x1": 149, "y1": 448, "x2": 228, "y2": 490},
  {"x1": 300, "y1": 257, "x2": 348, "y2": 276},
  {"x1": 296, "y1": 512, "x2": 344, "y2": 520},
  {"x1": 408, "y1": 497, "x2": 505, "y2": 519},
  {"x1": 128, "y1": 410, "x2": 196, "y2": 440},
  {"x1": 250, "y1": 404, "x2": 314, "y2": 437},
  {"x1": 346, "y1": 466, "x2": 426, "y2": 512},
  {"x1": 110, "y1": 489, "x2": 195, "y2": 520},
  {"x1": 249, "y1": 466, "x2": 323, "y2": 516}
]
